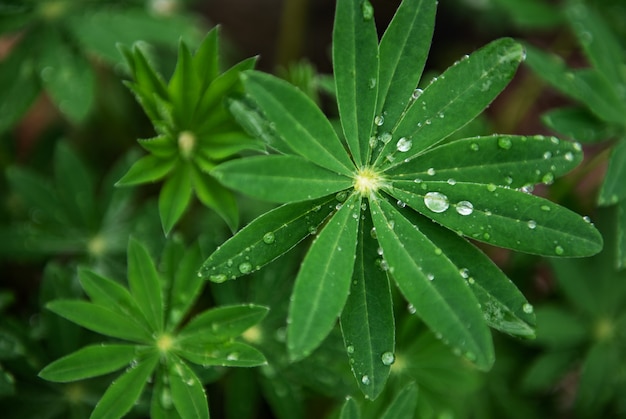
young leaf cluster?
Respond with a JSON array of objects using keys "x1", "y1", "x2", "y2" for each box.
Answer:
[
  {"x1": 0, "y1": 0, "x2": 200, "y2": 130},
  {"x1": 116, "y1": 28, "x2": 262, "y2": 234},
  {"x1": 200, "y1": 0, "x2": 602, "y2": 400},
  {"x1": 524, "y1": 0, "x2": 626, "y2": 269},
  {"x1": 39, "y1": 237, "x2": 268, "y2": 419}
]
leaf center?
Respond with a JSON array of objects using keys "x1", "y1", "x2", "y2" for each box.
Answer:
[
  {"x1": 178, "y1": 131, "x2": 196, "y2": 160},
  {"x1": 156, "y1": 333, "x2": 175, "y2": 353},
  {"x1": 353, "y1": 167, "x2": 384, "y2": 197}
]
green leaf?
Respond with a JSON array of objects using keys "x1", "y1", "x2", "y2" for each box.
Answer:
[
  {"x1": 390, "y1": 180, "x2": 603, "y2": 257},
  {"x1": 533, "y1": 306, "x2": 588, "y2": 348},
  {"x1": 397, "y1": 207, "x2": 535, "y2": 338},
  {"x1": 128, "y1": 237, "x2": 164, "y2": 333},
  {"x1": 138, "y1": 135, "x2": 177, "y2": 158},
  {"x1": 565, "y1": 0, "x2": 626, "y2": 89},
  {"x1": 369, "y1": 196, "x2": 494, "y2": 369},
  {"x1": 53, "y1": 142, "x2": 96, "y2": 229},
  {"x1": 199, "y1": 195, "x2": 336, "y2": 282},
  {"x1": 169, "y1": 242, "x2": 204, "y2": 328},
  {"x1": 39, "y1": 344, "x2": 137, "y2": 383},
  {"x1": 619, "y1": 202, "x2": 626, "y2": 270},
  {"x1": 575, "y1": 343, "x2": 619, "y2": 415},
  {"x1": 377, "y1": 0, "x2": 436, "y2": 130},
  {"x1": 339, "y1": 397, "x2": 360, "y2": 419},
  {"x1": 192, "y1": 28, "x2": 219, "y2": 92},
  {"x1": 380, "y1": 382, "x2": 418, "y2": 419},
  {"x1": 169, "y1": 41, "x2": 201, "y2": 127},
  {"x1": 287, "y1": 193, "x2": 361, "y2": 361},
  {"x1": 212, "y1": 155, "x2": 353, "y2": 203},
  {"x1": 37, "y1": 32, "x2": 95, "y2": 122},
  {"x1": 376, "y1": 38, "x2": 524, "y2": 169},
  {"x1": 542, "y1": 107, "x2": 615, "y2": 143},
  {"x1": 46, "y1": 300, "x2": 153, "y2": 343},
  {"x1": 190, "y1": 166, "x2": 239, "y2": 232},
  {"x1": 242, "y1": 71, "x2": 355, "y2": 175},
  {"x1": 178, "y1": 304, "x2": 268, "y2": 344},
  {"x1": 523, "y1": 350, "x2": 577, "y2": 391},
  {"x1": 598, "y1": 140, "x2": 626, "y2": 206},
  {"x1": 78, "y1": 268, "x2": 150, "y2": 330},
  {"x1": 177, "y1": 341, "x2": 267, "y2": 367},
  {"x1": 91, "y1": 353, "x2": 159, "y2": 419},
  {"x1": 226, "y1": 95, "x2": 286, "y2": 154},
  {"x1": 340, "y1": 207, "x2": 394, "y2": 400},
  {"x1": 5, "y1": 166, "x2": 64, "y2": 225},
  {"x1": 159, "y1": 165, "x2": 193, "y2": 235},
  {"x1": 116, "y1": 154, "x2": 177, "y2": 186},
  {"x1": 169, "y1": 358, "x2": 209, "y2": 419},
  {"x1": 333, "y1": 0, "x2": 379, "y2": 166},
  {"x1": 386, "y1": 134, "x2": 582, "y2": 188}
]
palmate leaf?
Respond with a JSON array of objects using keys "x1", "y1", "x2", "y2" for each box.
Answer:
[{"x1": 177, "y1": 341, "x2": 266, "y2": 367}]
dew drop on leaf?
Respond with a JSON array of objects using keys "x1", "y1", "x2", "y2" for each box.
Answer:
[
  {"x1": 380, "y1": 132, "x2": 392, "y2": 143},
  {"x1": 407, "y1": 303, "x2": 417, "y2": 314},
  {"x1": 263, "y1": 232, "x2": 275, "y2": 244},
  {"x1": 424, "y1": 192, "x2": 449, "y2": 213},
  {"x1": 522, "y1": 303, "x2": 534, "y2": 314},
  {"x1": 381, "y1": 352, "x2": 395, "y2": 366},
  {"x1": 470, "y1": 143, "x2": 480, "y2": 151},
  {"x1": 497, "y1": 137, "x2": 512, "y2": 150},
  {"x1": 427, "y1": 273, "x2": 435, "y2": 281},
  {"x1": 455, "y1": 200, "x2": 473, "y2": 216},
  {"x1": 412, "y1": 88, "x2": 423, "y2": 99},
  {"x1": 210, "y1": 274, "x2": 228, "y2": 283},
  {"x1": 554, "y1": 245, "x2": 564, "y2": 255},
  {"x1": 368, "y1": 78, "x2": 376, "y2": 89},
  {"x1": 527, "y1": 220, "x2": 537, "y2": 229},
  {"x1": 370, "y1": 227, "x2": 377, "y2": 239},
  {"x1": 336, "y1": 191, "x2": 348, "y2": 202},
  {"x1": 361, "y1": 0, "x2": 374, "y2": 21},
  {"x1": 543, "y1": 151, "x2": 552, "y2": 159},
  {"x1": 564, "y1": 152, "x2": 574, "y2": 161},
  {"x1": 396, "y1": 137, "x2": 412, "y2": 152},
  {"x1": 346, "y1": 345, "x2": 355, "y2": 354},
  {"x1": 447, "y1": 178, "x2": 456, "y2": 185},
  {"x1": 226, "y1": 352, "x2": 240, "y2": 361},
  {"x1": 427, "y1": 168, "x2": 436, "y2": 176},
  {"x1": 487, "y1": 184, "x2": 497, "y2": 192},
  {"x1": 459, "y1": 268, "x2": 469, "y2": 278},
  {"x1": 374, "y1": 115, "x2": 384, "y2": 126},
  {"x1": 238, "y1": 262, "x2": 252, "y2": 274},
  {"x1": 542, "y1": 172, "x2": 554, "y2": 185},
  {"x1": 361, "y1": 375, "x2": 371, "y2": 385}
]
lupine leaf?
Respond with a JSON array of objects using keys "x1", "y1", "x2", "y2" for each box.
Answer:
[
  {"x1": 138, "y1": 135, "x2": 177, "y2": 158},
  {"x1": 340, "y1": 207, "x2": 394, "y2": 400},
  {"x1": 46, "y1": 300, "x2": 153, "y2": 343},
  {"x1": 375, "y1": 38, "x2": 524, "y2": 168},
  {"x1": 390, "y1": 180, "x2": 603, "y2": 257},
  {"x1": 339, "y1": 397, "x2": 360, "y2": 419},
  {"x1": 380, "y1": 382, "x2": 418, "y2": 419},
  {"x1": 287, "y1": 193, "x2": 361, "y2": 361},
  {"x1": 370, "y1": 196, "x2": 494, "y2": 369},
  {"x1": 398, "y1": 207, "x2": 535, "y2": 337},
  {"x1": 333, "y1": 0, "x2": 379, "y2": 166},
  {"x1": 128, "y1": 237, "x2": 164, "y2": 333},
  {"x1": 5, "y1": 167, "x2": 64, "y2": 225},
  {"x1": 169, "y1": 358, "x2": 209, "y2": 419},
  {"x1": 242, "y1": 71, "x2": 355, "y2": 175},
  {"x1": 541, "y1": 107, "x2": 615, "y2": 143},
  {"x1": 598, "y1": 140, "x2": 626, "y2": 206},
  {"x1": 377, "y1": 0, "x2": 435, "y2": 130},
  {"x1": 178, "y1": 304, "x2": 269, "y2": 344},
  {"x1": 116, "y1": 155, "x2": 177, "y2": 186},
  {"x1": 91, "y1": 353, "x2": 159, "y2": 419},
  {"x1": 190, "y1": 166, "x2": 239, "y2": 232},
  {"x1": 575, "y1": 343, "x2": 619, "y2": 415},
  {"x1": 38, "y1": 344, "x2": 137, "y2": 382},
  {"x1": 212, "y1": 155, "x2": 353, "y2": 203},
  {"x1": 386, "y1": 134, "x2": 582, "y2": 188},
  {"x1": 159, "y1": 164, "x2": 193, "y2": 235},
  {"x1": 169, "y1": 41, "x2": 200, "y2": 127},
  {"x1": 192, "y1": 28, "x2": 219, "y2": 92},
  {"x1": 177, "y1": 341, "x2": 267, "y2": 367},
  {"x1": 199, "y1": 195, "x2": 336, "y2": 282},
  {"x1": 169, "y1": 242, "x2": 204, "y2": 328}
]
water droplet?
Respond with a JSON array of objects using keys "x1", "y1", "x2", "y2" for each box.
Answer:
[
  {"x1": 427, "y1": 167, "x2": 436, "y2": 176},
  {"x1": 455, "y1": 200, "x2": 473, "y2": 216},
  {"x1": 470, "y1": 143, "x2": 480, "y2": 151},
  {"x1": 542, "y1": 172, "x2": 554, "y2": 185},
  {"x1": 425, "y1": 119, "x2": 432, "y2": 125},
  {"x1": 543, "y1": 151, "x2": 552, "y2": 159},
  {"x1": 396, "y1": 137, "x2": 412, "y2": 152},
  {"x1": 238, "y1": 262, "x2": 252, "y2": 274},
  {"x1": 583, "y1": 216, "x2": 591, "y2": 223},
  {"x1": 379, "y1": 132, "x2": 392, "y2": 144},
  {"x1": 554, "y1": 245, "x2": 564, "y2": 255},
  {"x1": 564, "y1": 151, "x2": 574, "y2": 161},
  {"x1": 396, "y1": 199, "x2": 406, "y2": 208},
  {"x1": 361, "y1": 375, "x2": 370, "y2": 385},
  {"x1": 481, "y1": 80, "x2": 492, "y2": 91},
  {"x1": 374, "y1": 115, "x2": 384, "y2": 126},
  {"x1": 487, "y1": 184, "x2": 497, "y2": 192},
  {"x1": 541, "y1": 205, "x2": 551, "y2": 212},
  {"x1": 210, "y1": 274, "x2": 228, "y2": 283},
  {"x1": 522, "y1": 303, "x2": 534, "y2": 314},
  {"x1": 370, "y1": 227, "x2": 377, "y2": 239},
  {"x1": 347, "y1": 345, "x2": 355, "y2": 354},
  {"x1": 459, "y1": 268, "x2": 469, "y2": 279},
  {"x1": 369, "y1": 136, "x2": 378, "y2": 148},
  {"x1": 434, "y1": 247, "x2": 442, "y2": 255},
  {"x1": 361, "y1": 0, "x2": 374, "y2": 21},
  {"x1": 527, "y1": 220, "x2": 537, "y2": 229},
  {"x1": 427, "y1": 273, "x2": 435, "y2": 281},
  {"x1": 336, "y1": 191, "x2": 348, "y2": 202},
  {"x1": 226, "y1": 352, "x2": 239, "y2": 361},
  {"x1": 377, "y1": 247, "x2": 384, "y2": 256},
  {"x1": 368, "y1": 78, "x2": 376, "y2": 89},
  {"x1": 407, "y1": 303, "x2": 417, "y2": 314},
  {"x1": 497, "y1": 137, "x2": 512, "y2": 150},
  {"x1": 519, "y1": 184, "x2": 534, "y2": 194},
  {"x1": 381, "y1": 352, "x2": 395, "y2": 366},
  {"x1": 424, "y1": 192, "x2": 449, "y2": 213},
  {"x1": 412, "y1": 88, "x2": 423, "y2": 99},
  {"x1": 573, "y1": 142, "x2": 582, "y2": 151},
  {"x1": 447, "y1": 178, "x2": 456, "y2": 185},
  {"x1": 468, "y1": 277, "x2": 475, "y2": 285},
  {"x1": 504, "y1": 176, "x2": 513, "y2": 185},
  {"x1": 263, "y1": 232, "x2": 275, "y2": 244}
]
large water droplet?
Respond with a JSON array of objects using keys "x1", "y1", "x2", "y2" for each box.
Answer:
[
  {"x1": 412, "y1": 88, "x2": 423, "y2": 99},
  {"x1": 427, "y1": 167, "x2": 436, "y2": 176},
  {"x1": 396, "y1": 137, "x2": 412, "y2": 152},
  {"x1": 424, "y1": 192, "x2": 449, "y2": 213},
  {"x1": 527, "y1": 220, "x2": 537, "y2": 229},
  {"x1": 238, "y1": 262, "x2": 252, "y2": 274},
  {"x1": 497, "y1": 137, "x2": 512, "y2": 150},
  {"x1": 564, "y1": 152, "x2": 574, "y2": 161},
  {"x1": 374, "y1": 115, "x2": 384, "y2": 126},
  {"x1": 226, "y1": 352, "x2": 240, "y2": 361},
  {"x1": 263, "y1": 232, "x2": 275, "y2": 244},
  {"x1": 381, "y1": 352, "x2": 395, "y2": 366},
  {"x1": 455, "y1": 200, "x2": 473, "y2": 216},
  {"x1": 361, "y1": 375, "x2": 370, "y2": 385},
  {"x1": 210, "y1": 274, "x2": 227, "y2": 283}
]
